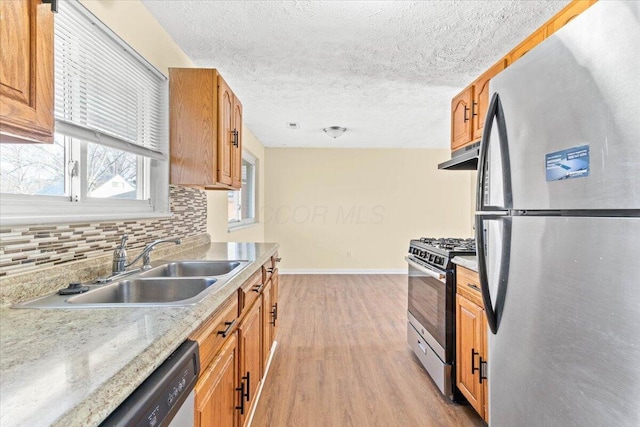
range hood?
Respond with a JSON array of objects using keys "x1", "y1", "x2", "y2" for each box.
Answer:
[{"x1": 438, "y1": 142, "x2": 480, "y2": 170}]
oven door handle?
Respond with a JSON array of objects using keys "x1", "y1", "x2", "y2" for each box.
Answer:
[{"x1": 405, "y1": 257, "x2": 446, "y2": 282}]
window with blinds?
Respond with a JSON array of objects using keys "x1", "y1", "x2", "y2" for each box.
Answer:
[
  {"x1": 54, "y1": 0, "x2": 167, "y2": 159},
  {"x1": 0, "y1": 0, "x2": 169, "y2": 225}
]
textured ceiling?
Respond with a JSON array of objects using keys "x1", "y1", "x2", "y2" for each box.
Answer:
[{"x1": 142, "y1": 0, "x2": 568, "y2": 148}]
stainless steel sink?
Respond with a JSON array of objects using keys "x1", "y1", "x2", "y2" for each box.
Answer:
[
  {"x1": 12, "y1": 259, "x2": 251, "y2": 309},
  {"x1": 138, "y1": 261, "x2": 244, "y2": 278},
  {"x1": 66, "y1": 278, "x2": 218, "y2": 305}
]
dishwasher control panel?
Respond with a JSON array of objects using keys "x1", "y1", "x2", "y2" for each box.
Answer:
[{"x1": 100, "y1": 340, "x2": 200, "y2": 427}]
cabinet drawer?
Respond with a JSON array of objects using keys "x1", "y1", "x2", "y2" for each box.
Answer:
[
  {"x1": 190, "y1": 293, "x2": 238, "y2": 369},
  {"x1": 239, "y1": 269, "x2": 263, "y2": 318},
  {"x1": 456, "y1": 266, "x2": 483, "y2": 307}
]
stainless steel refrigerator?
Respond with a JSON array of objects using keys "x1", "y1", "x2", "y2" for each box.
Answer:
[{"x1": 475, "y1": 1, "x2": 640, "y2": 425}]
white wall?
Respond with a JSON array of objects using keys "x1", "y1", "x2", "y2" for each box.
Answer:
[{"x1": 264, "y1": 148, "x2": 475, "y2": 272}]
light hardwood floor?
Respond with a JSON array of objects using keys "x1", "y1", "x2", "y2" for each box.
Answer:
[{"x1": 252, "y1": 274, "x2": 485, "y2": 427}]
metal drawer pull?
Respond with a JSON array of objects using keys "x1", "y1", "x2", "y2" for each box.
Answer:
[
  {"x1": 479, "y1": 357, "x2": 488, "y2": 384},
  {"x1": 217, "y1": 319, "x2": 236, "y2": 338},
  {"x1": 242, "y1": 372, "x2": 251, "y2": 401},
  {"x1": 42, "y1": 0, "x2": 58, "y2": 13},
  {"x1": 270, "y1": 303, "x2": 278, "y2": 326},
  {"x1": 235, "y1": 382, "x2": 245, "y2": 414},
  {"x1": 274, "y1": 257, "x2": 282, "y2": 262},
  {"x1": 252, "y1": 283, "x2": 264, "y2": 293},
  {"x1": 467, "y1": 283, "x2": 481, "y2": 292},
  {"x1": 471, "y1": 348, "x2": 480, "y2": 374}
]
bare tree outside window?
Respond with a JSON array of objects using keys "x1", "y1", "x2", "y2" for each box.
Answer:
[{"x1": 0, "y1": 137, "x2": 66, "y2": 196}]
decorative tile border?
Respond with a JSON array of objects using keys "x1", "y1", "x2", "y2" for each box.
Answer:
[{"x1": 0, "y1": 185, "x2": 207, "y2": 277}]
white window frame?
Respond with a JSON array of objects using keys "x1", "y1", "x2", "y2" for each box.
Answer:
[
  {"x1": 228, "y1": 151, "x2": 257, "y2": 230},
  {"x1": 0, "y1": 0, "x2": 169, "y2": 226}
]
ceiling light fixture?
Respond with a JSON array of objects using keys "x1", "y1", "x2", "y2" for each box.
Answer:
[{"x1": 323, "y1": 126, "x2": 347, "y2": 139}]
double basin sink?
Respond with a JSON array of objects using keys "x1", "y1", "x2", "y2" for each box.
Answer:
[{"x1": 13, "y1": 260, "x2": 250, "y2": 309}]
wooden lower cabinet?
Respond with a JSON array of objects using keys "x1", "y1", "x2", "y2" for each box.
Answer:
[
  {"x1": 456, "y1": 266, "x2": 489, "y2": 422},
  {"x1": 456, "y1": 294, "x2": 485, "y2": 417},
  {"x1": 271, "y1": 269, "x2": 279, "y2": 341},
  {"x1": 238, "y1": 297, "x2": 262, "y2": 427},
  {"x1": 195, "y1": 333, "x2": 239, "y2": 427},
  {"x1": 261, "y1": 269, "x2": 280, "y2": 380},
  {"x1": 261, "y1": 278, "x2": 273, "y2": 373},
  {"x1": 191, "y1": 258, "x2": 280, "y2": 427}
]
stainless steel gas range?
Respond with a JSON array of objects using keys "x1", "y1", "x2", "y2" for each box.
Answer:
[{"x1": 405, "y1": 237, "x2": 475, "y2": 401}]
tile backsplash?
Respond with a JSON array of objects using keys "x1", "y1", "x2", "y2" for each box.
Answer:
[{"x1": 0, "y1": 185, "x2": 207, "y2": 277}]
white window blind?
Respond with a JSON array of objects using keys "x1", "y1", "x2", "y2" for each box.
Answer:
[{"x1": 54, "y1": 0, "x2": 167, "y2": 159}]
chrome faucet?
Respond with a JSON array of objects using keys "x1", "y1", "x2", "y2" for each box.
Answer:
[{"x1": 112, "y1": 235, "x2": 182, "y2": 274}]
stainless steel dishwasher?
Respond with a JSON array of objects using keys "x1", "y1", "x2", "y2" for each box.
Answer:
[{"x1": 100, "y1": 340, "x2": 200, "y2": 427}]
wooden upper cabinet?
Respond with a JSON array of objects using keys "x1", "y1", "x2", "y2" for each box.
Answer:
[
  {"x1": 169, "y1": 68, "x2": 242, "y2": 189},
  {"x1": 0, "y1": 0, "x2": 54, "y2": 144},
  {"x1": 231, "y1": 97, "x2": 243, "y2": 188},
  {"x1": 546, "y1": 0, "x2": 597, "y2": 36},
  {"x1": 169, "y1": 68, "x2": 217, "y2": 186},
  {"x1": 508, "y1": 27, "x2": 546, "y2": 65},
  {"x1": 471, "y1": 59, "x2": 506, "y2": 141},
  {"x1": 217, "y1": 75, "x2": 233, "y2": 187},
  {"x1": 450, "y1": 86, "x2": 473, "y2": 151}
]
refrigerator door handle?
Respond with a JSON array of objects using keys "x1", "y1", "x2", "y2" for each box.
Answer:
[
  {"x1": 476, "y1": 214, "x2": 512, "y2": 334},
  {"x1": 476, "y1": 92, "x2": 513, "y2": 212}
]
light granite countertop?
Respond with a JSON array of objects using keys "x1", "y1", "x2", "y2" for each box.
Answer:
[
  {"x1": 0, "y1": 242, "x2": 279, "y2": 427},
  {"x1": 452, "y1": 255, "x2": 478, "y2": 272}
]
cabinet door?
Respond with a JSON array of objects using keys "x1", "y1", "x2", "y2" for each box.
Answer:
[
  {"x1": 456, "y1": 294, "x2": 485, "y2": 418},
  {"x1": 231, "y1": 96, "x2": 243, "y2": 189},
  {"x1": 546, "y1": 0, "x2": 596, "y2": 36},
  {"x1": 217, "y1": 75, "x2": 233, "y2": 186},
  {"x1": 238, "y1": 299, "x2": 262, "y2": 427},
  {"x1": 450, "y1": 87, "x2": 473, "y2": 151},
  {"x1": 195, "y1": 333, "x2": 238, "y2": 427},
  {"x1": 482, "y1": 310, "x2": 489, "y2": 423},
  {"x1": 271, "y1": 268, "x2": 279, "y2": 340},
  {"x1": 0, "y1": 0, "x2": 54, "y2": 143},
  {"x1": 169, "y1": 68, "x2": 217, "y2": 186},
  {"x1": 471, "y1": 59, "x2": 506, "y2": 141},
  {"x1": 261, "y1": 278, "x2": 272, "y2": 373},
  {"x1": 508, "y1": 27, "x2": 546, "y2": 65}
]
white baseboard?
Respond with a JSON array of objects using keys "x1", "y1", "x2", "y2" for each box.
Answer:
[
  {"x1": 279, "y1": 269, "x2": 406, "y2": 275},
  {"x1": 246, "y1": 341, "x2": 277, "y2": 427}
]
